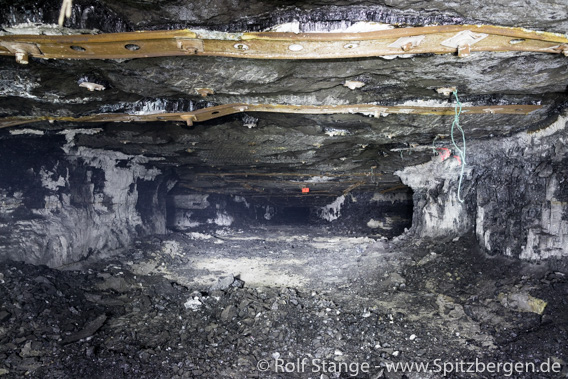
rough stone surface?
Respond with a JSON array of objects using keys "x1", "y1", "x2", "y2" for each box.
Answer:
[
  {"x1": 2, "y1": 1, "x2": 568, "y2": 33},
  {"x1": 474, "y1": 114, "x2": 568, "y2": 260},
  {"x1": 0, "y1": 128, "x2": 171, "y2": 266},
  {"x1": 397, "y1": 154, "x2": 472, "y2": 238},
  {"x1": 398, "y1": 113, "x2": 568, "y2": 260}
]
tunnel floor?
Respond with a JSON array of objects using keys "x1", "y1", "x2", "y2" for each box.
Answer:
[{"x1": 0, "y1": 231, "x2": 567, "y2": 378}]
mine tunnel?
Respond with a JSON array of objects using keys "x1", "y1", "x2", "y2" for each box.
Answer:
[
  {"x1": 165, "y1": 188, "x2": 413, "y2": 236},
  {"x1": 0, "y1": 1, "x2": 568, "y2": 378}
]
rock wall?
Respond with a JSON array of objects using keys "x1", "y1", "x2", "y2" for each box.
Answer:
[
  {"x1": 396, "y1": 157, "x2": 472, "y2": 238},
  {"x1": 398, "y1": 113, "x2": 568, "y2": 260},
  {"x1": 0, "y1": 128, "x2": 171, "y2": 267},
  {"x1": 474, "y1": 115, "x2": 568, "y2": 260}
]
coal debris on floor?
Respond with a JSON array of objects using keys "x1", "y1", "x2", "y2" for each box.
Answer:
[{"x1": 0, "y1": 233, "x2": 566, "y2": 378}]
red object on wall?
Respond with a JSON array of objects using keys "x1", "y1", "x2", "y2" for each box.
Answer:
[
  {"x1": 301, "y1": 187, "x2": 310, "y2": 193},
  {"x1": 437, "y1": 147, "x2": 451, "y2": 161}
]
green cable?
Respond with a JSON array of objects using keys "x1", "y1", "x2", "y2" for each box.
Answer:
[{"x1": 451, "y1": 90, "x2": 467, "y2": 203}]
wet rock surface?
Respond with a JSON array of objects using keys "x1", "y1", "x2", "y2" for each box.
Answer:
[{"x1": 0, "y1": 232, "x2": 566, "y2": 378}]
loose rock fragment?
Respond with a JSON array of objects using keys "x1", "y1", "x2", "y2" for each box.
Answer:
[
  {"x1": 79, "y1": 82, "x2": 105, "y2": 91},
  {"x1": 343, "y1": 80, "x2": 366, "y2": 90},
  {"x1": 61, "y1": 314, "x2": 107, "y2": 344}
]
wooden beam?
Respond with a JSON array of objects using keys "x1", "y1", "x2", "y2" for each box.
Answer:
[
  {"x1": 0, "y1": 25, "x2": 567, "y2": 62},
  {"x1": 0, "y1": 103, "x2": 542, "y2": 128}
]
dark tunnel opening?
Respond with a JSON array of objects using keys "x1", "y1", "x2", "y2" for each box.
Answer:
[{"x1": 164, "y1": 187, "x2": 414, "y2": 237}]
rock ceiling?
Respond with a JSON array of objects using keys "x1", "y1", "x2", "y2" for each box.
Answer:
[{"x1": 1, "y1": 0, "x2": 567, "y2": 200}]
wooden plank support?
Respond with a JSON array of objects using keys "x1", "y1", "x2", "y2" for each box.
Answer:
[
  {"x1": 343, "y1": 181, "x2": 365, "y2": 195},
  {"x1": 194, "y1": 172, "x2": 380, "y2": 178},
  {"x1": 0, "y1": 25, "x2": 567, "y2": 62},
  {"x1": 0, "y1": 103, "x2": 543, "y2": 128}
]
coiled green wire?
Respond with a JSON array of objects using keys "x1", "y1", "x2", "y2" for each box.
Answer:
[{"x1": 451, "y1": 90, "x2": 467, "y2": 203}]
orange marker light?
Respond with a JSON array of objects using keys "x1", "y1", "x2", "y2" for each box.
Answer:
[{"x1": 301, "y1": 187, "x2": 310, "y2": 193}]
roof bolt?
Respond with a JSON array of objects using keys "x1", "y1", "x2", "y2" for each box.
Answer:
[
  {"x1": 401, "y1": 42, "x2": 413, "y2": 52},
  {"x1": 15, "y1": 51, "x2": 29, "y2": 64},
  {"x1": 195, "y1": 88, "x2": 214, "y2": 97},
  {"x1": 233, "y1": 43, "x2": 249, "y2": 50},
  {"x1": 436, "y1": 87, "x2": 457, "y2": 96},
  {"x1": 288, "y1": 44, "x2": 304, "y2": 51},
  {"x1": 457, "y1": 44, "x2": 470, "y2": 58},
  {"x1": 344, "y1": 80, "x2": 365, "y2": 90},
  {"x1": 555, "y1": 44, "x2": 568, "y2": 56},
  {"x1": 178, "y1": 40, "x2": 202, "y2": 54},
  {"x1": 182, "y1": 115, "x2": 197, "y2": 126},
  {"x1": 343, "y1": 43, "x2": 359, "y2": 49},
  {"x1": 79, "y1": 82, "x2": 105, "y2": 91}
]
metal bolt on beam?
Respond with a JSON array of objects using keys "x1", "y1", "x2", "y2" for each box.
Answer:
[
  {"x1": 457, "y1": 44, "x2": 471, "y2": 57},
  {"x1": 14, "y1": 51, "x2": 29, "y2": 64},
  {"x1": 554, "y1": 44, "x2": 568, "y2": 56}
]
